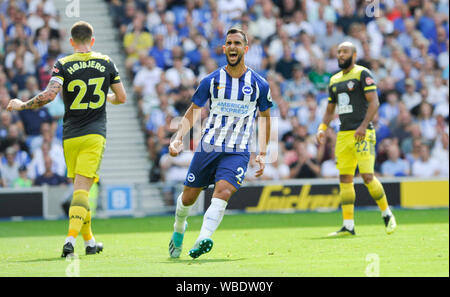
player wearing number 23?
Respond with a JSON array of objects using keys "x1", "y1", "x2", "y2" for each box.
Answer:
[
  {"x1": 51, "y1": 45, "x2": 121, "y2": 182},
  {"x1": 6, "y1": 21, "x2": 127, "y2": 257}
]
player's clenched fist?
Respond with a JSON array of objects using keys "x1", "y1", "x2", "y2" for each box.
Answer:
[
  {"x1": 6, "y1": 99, "x2": 24, "y2": 111},
  {"x1": 255, "y1": 154, "x2": 265, "y2": 177},
  {"x1": 169, "y1": 139, "x2": 183, "y2": 157},
  {"x1": 316, "y1": 129, "x2": 326, "y2": 145},
  {"x1": 316, "y1": 122, "x2": 328, "y2": 145}
]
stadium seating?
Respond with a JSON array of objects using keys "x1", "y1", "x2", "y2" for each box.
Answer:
[{"x1": 0, "y1": 0, "x2": 448, "y2": 188}]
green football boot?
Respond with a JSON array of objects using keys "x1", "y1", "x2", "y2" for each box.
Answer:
[
  {"x1": 169, "y1": 223, "x2": 187, "y2": 258},
  {"x1": 189, "y1": 238, "x2": 213, "y2": 259}
]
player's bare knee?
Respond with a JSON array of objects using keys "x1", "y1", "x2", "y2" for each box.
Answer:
[
  {"x1": 182, "y1": 187, "x2": 201, "y2": 206},
  {"x1": 362, "y1": 174, "x2": 374, "y2": 184},
  {"x1": 216, "y1": 180, "x2": 238, "y2": 199},
  {"x1": 213, "y1": 186, "x2": 234, "y2": 201},
  {"x1": 339, "y1": 175, "x2": 353, "y2": 184},
  {"x1": 73, "y1": 174, "x2": 94, "y2": 192},
  {"x1": 181, "y1": 194, "x2": 196, "y2": 206}
]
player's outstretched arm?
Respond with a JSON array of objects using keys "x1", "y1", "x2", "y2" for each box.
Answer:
[
  {"x1": 108, "y1": 82, "x2": 127, "y2": 105},
  {"x1": 6, "y1": 80, "x2": 62, "y2": 111},
  {"x1": 169, "y1": 102, "x2": 202, "y2": 157},
  {"x1": 316, "y1": 102, "x2": 336, "y2": 145}
]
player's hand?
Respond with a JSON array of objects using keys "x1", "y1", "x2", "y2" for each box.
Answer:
[
  {"x1": 354, "y1": 126, "x2": 366, "y2": 143},
  {"x1": 107, "y1": 94, "x2": 122, "y2": 105},
  {"x1": 255, "y1": 154, "x2": 265, "y2": 177},
  {"x1": 169, "y1": 139, "x2": 183, "y2": 157},
  {"x1": 6, "y1": 99, "x2": 24, "y2": 111},
  {"x1": 107, "y1": 95, "x2": 116, "y2": 104},
  {"x1": 316, "y1": 130, "x2": 326, "y2": 145}
]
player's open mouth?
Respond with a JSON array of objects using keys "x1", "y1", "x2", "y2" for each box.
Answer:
[{"x1": 229, "y1": 53, "x2": 238, "y2": 58}]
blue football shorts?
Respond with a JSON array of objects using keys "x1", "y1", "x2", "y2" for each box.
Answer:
[{"x1": 184, "y1": 142, "x2": 250, "y2": 190}]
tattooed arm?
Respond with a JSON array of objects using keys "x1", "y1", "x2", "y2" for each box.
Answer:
[{"x1": 6, "y1": 80, "x2": 62, "y2": 111}]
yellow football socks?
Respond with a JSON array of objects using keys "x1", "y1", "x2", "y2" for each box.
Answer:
[
  {"x1": 340, "y1": 183, "x2": 355, "y2": 220},
  {"x1": 365, "y1": 177, "x2": 389, "y2": 212},
  {"x1": 67, "y1": 190, "x2": 90, "y2": 238},
  {"x1": 80, "y1": 210, "x2": 93, "y2": 241}
]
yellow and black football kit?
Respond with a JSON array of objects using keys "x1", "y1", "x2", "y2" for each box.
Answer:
[
  {"x1": 328, "y1": 64, "x2": 377, "y2": 175},
  {"x1": 326, "y1": 64, "x2": 396, "y2": 235},
  {"x1": 50, "y1": 51, "x2": 120, "y2": 181}
]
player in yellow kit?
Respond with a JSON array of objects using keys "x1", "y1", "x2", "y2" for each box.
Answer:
[
  {"x1": 7, "y1": 21, "x2": 127, "y2": 256},
  {"x1": 316, "y1": 42, "x2": 397, "y2": 236}
]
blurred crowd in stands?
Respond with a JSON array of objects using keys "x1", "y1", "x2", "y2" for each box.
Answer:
[
  {"x1": 0, "y1": 0, "x2": 448, "y2": 188},
  {"x1": 108, "y1": 0, "x2": 449, "y2": 184},
  {"x1": 0, "y1": 0, "x2": 68, "y2": 188}
]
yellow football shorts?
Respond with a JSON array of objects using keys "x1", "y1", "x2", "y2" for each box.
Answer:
[
  {"x1": 63, "y1": 134, "x2": 106, "y2": 182},
  {"x1": 335, "y1": 129, "x2": 376, "y2": 176}
]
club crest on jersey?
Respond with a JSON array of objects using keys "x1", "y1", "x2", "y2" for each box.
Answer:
[
  {"x1": 366, "y1": 77, "x2": 375, "y2": 85},
  {"x1": 347, "y1": 81, "x2": 355, "y2": 91},
  {"x1": 242, "y1": 85, "x2": 253, "y2": 96},
  {"x1": 187, "y1": 173, "x2": 195, "y2": 182}
]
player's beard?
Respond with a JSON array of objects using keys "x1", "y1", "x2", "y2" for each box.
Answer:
[
  {"x1": 338, "y1": 56, "x2": 353, "y2": 69},
  {"x1": 227, "y1": 53, "x2": 243, "y2": 67}
]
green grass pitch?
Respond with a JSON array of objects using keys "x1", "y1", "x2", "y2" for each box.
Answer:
[{"x1": 0, "y1": 208, "x2": 448, "y2": 277}]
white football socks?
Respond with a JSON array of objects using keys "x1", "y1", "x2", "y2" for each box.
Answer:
[
  {"x1": 382, "y1": 207, "x2": 393, "y2": 217},
  {"x1": 174, "y1": 193, "x2": 192, "y2": 234},
  {"x1": 84, "y1": 237, "x2": 96, "y2": 248},
  {"x1": 197, "y1": 198, "x2": 228, "y2": 241},
  {"x1": 65, "y1": 236, "x2": 76, "y2": 246},
  {"x1": 65, "y1": 235, "x2": 96, "y2": 248},
  {"x1": 344, "y1": 219, "x2": 355, "y2": 231}
]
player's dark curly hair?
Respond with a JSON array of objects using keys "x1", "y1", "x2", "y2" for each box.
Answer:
[{"x1": 226, "y1": 28, "x2": 248, "y2": 45}]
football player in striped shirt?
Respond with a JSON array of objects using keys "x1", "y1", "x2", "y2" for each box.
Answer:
[{"x1": 168, "y1": 28, "x2": 273, "y2": 259}]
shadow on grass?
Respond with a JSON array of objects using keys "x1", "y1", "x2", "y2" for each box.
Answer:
[
  {"x1": 306, "y1": 235, "x2": 369, "y2": 241},
  {"x1": 162, "y1": 257, "x2": 247, "y2": 264},
  {"x1": 13, "y1": 256, "x2": 247, "y2": 265},
  {"x1": 14, "y1": 257, "x2": 64, "y2": 263},
  {"x1": 0, "y1": 208, "x2": 447, "y2": 238},
  {"x1": 13, "y1": 253, "x2": 105, "y2": 264}
]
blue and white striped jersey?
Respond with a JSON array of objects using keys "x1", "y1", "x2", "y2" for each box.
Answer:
[{"x1": 192, "y1": 66, "x2": 273, "y2": 151}]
